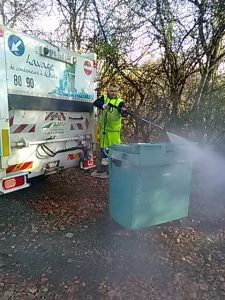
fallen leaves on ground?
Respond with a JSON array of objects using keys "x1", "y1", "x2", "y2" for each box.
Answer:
[
  {"x1": 154, "y1": 226, "x2": 225, "y2": 299},
  {"x1": 2, "y1": 168, "x2": 225, "y2": 299},
  {"x1": 0, "y1": 273, "x2": 82, "y2": 299},
  {"x1": 29, "y1": 168, "x2": 108, "y2": 229},
  {"x1": 98, "y1": 276, "x2": 172, "y2": 300}
]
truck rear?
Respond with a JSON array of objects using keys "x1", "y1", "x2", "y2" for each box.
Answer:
[{"x1": 0, "y1": 20, "x2": 97, "y2": 194}]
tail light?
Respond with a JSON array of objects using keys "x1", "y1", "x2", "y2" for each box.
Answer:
[
  {"x1": 83, "y1": 158, "x2": 94, "y2": 168},
  {"x1": 3, "y1": 175, "x2": 25, "y2": 190},
  {"x1": 80, "y1": 157, "x2": 95, "y2": 170}
]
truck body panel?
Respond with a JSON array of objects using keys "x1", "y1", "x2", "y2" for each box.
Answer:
[{"x1": 0, "y1": 21, "x2": 97, "y2": 194}]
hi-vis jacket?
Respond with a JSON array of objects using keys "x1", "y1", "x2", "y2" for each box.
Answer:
[{"x1": 93, "y1": 95, "x2": 125, "y2": 132}]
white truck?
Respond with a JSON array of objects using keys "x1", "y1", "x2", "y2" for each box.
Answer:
[{"x1": 0, "y1": 19, "x2": 97, "y2": 194}]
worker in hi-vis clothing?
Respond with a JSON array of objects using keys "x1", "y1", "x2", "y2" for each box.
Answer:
[{"x1": 91, "y1": 84, "x2": 128, "y2": 179}]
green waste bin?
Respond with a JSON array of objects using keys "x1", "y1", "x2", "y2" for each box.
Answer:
[{"x1": 109, "y1": 143, "x2": 192, "y2": 230}]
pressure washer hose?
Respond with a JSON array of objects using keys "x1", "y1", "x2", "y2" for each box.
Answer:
[{"x1": 107, "y1": 103, "x2": 165, "y2": 131}]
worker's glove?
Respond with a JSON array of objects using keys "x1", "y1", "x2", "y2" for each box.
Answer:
[
  {"x1": 121, "y1": 107, "x2": 128, "y2": 117},
  {"x1": 102, "y1": 103, "x2": 109, "y2": 110},
  {"x1": 108, "y1": 103, "x2": 115, "y2": 108}
]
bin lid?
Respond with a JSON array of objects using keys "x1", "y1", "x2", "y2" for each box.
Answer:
[
  {"x1": 109, "y1": 143, "x2": 193, "y2": 166},
  {"x1": 109, "y1": 143, "x2": 188, "y2": 154}
]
